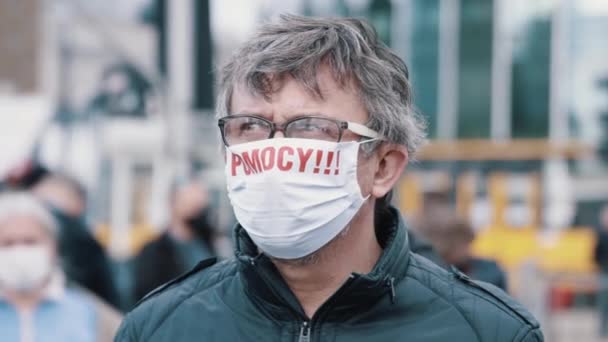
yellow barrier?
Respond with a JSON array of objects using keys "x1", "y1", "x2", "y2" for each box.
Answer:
[
  {"x1": 95, "y1": 223, "x2": 159, "y2": 257},
  {"x1": 537, "y1": 229, "x2": 597, "y2": 273},
  {"x1": 472, "y1": 226, "x2": 598, "y2": 274},
  {"x1": 398, "y1": 174, "x2": 422, "y2": 217}
]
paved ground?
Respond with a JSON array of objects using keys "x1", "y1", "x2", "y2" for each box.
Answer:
[{"x1": 548, "y1": 309, "x2": 608, "y2": 342}]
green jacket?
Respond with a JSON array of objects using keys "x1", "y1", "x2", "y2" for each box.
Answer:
[{"x1": 116, "y1": 207, "x2": 543, "y2": 341}]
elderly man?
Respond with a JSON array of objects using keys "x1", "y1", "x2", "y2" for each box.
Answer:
[{"x1": 116, "y1": 15, "x2": 542, "y2": 341}]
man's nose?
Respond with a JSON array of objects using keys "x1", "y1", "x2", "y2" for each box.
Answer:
[{"x1": 271, "y1": 125, "x2": 287, "y2": 138}]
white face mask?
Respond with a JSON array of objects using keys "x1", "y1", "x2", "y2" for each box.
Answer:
[
  {"x1": 226, "y1": 137, "x2": 373, "y2": 259},
  {"x1": 0, "y1": 245, "x2": 54, "y2": 293}
]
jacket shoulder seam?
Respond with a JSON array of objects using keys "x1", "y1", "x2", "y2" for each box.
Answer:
[
  {"x1": 409, "y1": 256, "x2": 535, "y2": 328},
  {"x1": 513, "y1": 325, "x2": 542, "y2": 341},
  {"x1": 133, "y1": 258, "x2": 218, "y2": 309},
  {"x1": 145, "y1": 278, "x2": 233, "y2": 339},
  {"x1": 139, "y1": 260, "x2": 239, "y2": 340},
  {"x1": 405, "y1": 274, "x2": 482, "y2": 342}
]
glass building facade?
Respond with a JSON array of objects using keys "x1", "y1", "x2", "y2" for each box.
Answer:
[
  {"x1": 408, "y1": 0, "x2": 554, "y2": 140},
  {"x1": 409, "y1": 0, "x2": 440, "y2": 138},
  {"x1": 511, "y1": 17, "x2": 551, "y2": 138},
  {"x1": 302, "y1": 0, "x2": 562, "y2": 141},
  {"x1": 457, "y1": 0, "x2": 493, "y2": 138}
]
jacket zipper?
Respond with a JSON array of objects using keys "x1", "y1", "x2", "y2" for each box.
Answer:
[
  {"x1": 298, "y1": 321, "x2": 311, "y2": 342},
  {"x1": 296, "y1": 275, "x2": 358, "y2": 342}
]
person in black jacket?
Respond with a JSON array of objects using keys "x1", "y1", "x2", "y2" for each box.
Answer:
[
  {"x1": 413, "y1": 204, "x2": 508, "y2": 291},
  {"x1": 31, "y1": 173, "x2": 121, "y2": 309},
  {"x1": 594, "y1": 205, "x2": 608, "y2": 336},
  {"x1": 116, "y1": 15, "x2": 542, "y2": 341},
  {"x1": 132, "y1": 181, "x2": 215, "y2": 302}
]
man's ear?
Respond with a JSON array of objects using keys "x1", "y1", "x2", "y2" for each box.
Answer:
[{"x1": 371, "y1": 144, "x2": 409, "y2": 198}]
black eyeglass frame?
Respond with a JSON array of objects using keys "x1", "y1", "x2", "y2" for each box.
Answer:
[{"x1": 217, "y1": 114, "x2": 379, "y2": 147}]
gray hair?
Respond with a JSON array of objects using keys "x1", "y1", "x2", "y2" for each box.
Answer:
[
  {"x1": 0, "y1": 192, "x2": 58, "y2": 238},
  {"x1": 216, "y1": 14, "x2": 426, "y2": 155}
]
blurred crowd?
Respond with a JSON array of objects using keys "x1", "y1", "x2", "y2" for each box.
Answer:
[{"x1": 0, "y1": 163, "x2": 220, "y2": 341}]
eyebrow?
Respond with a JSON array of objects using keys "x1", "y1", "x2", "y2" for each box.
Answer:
[{"x1": 229, "y1": 111, "x2": 333, "y2": 120}]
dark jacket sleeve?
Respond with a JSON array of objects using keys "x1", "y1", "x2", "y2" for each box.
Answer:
[
  {"x1": 57, "y1": 213, "x2": 120, "y2": 308},
  {"x1": 595, "y1": 231, "x2": 608, "y2": 272},
  {"x1": 133, "y1": 234, "x2": 181, "y2": 303}
]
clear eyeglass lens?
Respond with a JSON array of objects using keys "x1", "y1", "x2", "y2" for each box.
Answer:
[
  {"x1": 223, "y1": 116, "x2": 272, "y2": 145},
  {"x1": 286, "y1": 117, "x2": 341, "y2": 142}
]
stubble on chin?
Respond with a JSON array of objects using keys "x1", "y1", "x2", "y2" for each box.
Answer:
[{"x1": 270, "y1": 223, "x2": 353, "y2": 267}]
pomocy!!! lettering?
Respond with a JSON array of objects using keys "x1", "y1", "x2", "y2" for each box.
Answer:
[{"x1": 231, "y1": 146, "x2": 341, "y2": 176}]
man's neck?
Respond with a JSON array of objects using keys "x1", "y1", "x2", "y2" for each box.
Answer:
[{"x1": 272, "y1": 204, "x2": 382, "y2": 319}]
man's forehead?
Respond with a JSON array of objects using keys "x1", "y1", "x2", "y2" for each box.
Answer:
[
  {"x1": 230, "y1": 68, "x2": 361, "y2": 115},
  {"x1": 230, "y1": 82, "x2": 319, "y2": 114}
]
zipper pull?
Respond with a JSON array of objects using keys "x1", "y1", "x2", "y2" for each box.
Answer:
[
  {"x1": 298, "y1": 321, "x2": 311, "y2": 342},
  {"x1": 386, "y1": 276, "x2": 396, "y2": 304}
]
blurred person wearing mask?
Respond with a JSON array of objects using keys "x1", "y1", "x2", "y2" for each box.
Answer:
[
  {"x1": 412, "y1": 205, "x2": 508, "y2": 291},
  {"x1": 132, "y1": 181, "x2": 216, "y2": 302},
  {"x1": 116, "y1": 15, "x2": 542, "y2": 341},
  {"x1": 594, "y1": 205, "x2": 608, "y2": 336},
  {"x1": 31, "y1": 173, "x2": 120, "y2": 309},
  {"x1": 0, "y1": 192, "x2": 122, "y2": 342}
]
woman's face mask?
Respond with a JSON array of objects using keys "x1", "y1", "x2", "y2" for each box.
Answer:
[
  {"x1": 0, "y1": 215, "x2": 56, "y2": 294},
  {"x1": 0, "y1": 244, "x2": 54, "y2": 293}
]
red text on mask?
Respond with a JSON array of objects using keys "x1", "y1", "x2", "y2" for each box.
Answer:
[{"x1": 231, "y1": 146, "x2": 341, "y2": 176}]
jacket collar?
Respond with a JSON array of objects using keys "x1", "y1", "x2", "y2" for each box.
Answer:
[{"x1": 234, "y1": 206, "x2": 410, "y2": 322}]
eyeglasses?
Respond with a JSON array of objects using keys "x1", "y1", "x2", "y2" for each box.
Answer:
[{"x1": 218, "y1": 114, "x2": 380, "y2": 146}]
